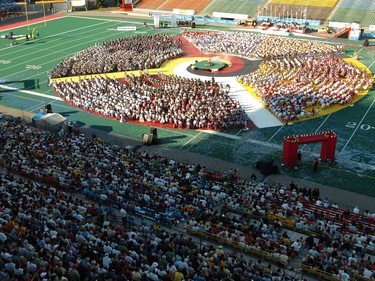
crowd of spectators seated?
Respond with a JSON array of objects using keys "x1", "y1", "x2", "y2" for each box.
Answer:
[
  {"x1": 182, "y1": 30, "x2": 336, "y2": 60},
  {"x1": 51, "y1": 73, "x2": 249, "y2": 129},
  {"x1": 187, "y1": 208, "x2": 300, "y2": 266},
  {"x1": 223, "y1": 181, "x2": 375, "y2": 280},
  {"x1": 0, "y1": 0, "x2": 21, "y2": 21},
  {"x1": 237, "y1": 55, "x2": 374, "y2": 122},
  {"x1": 0, "y1": 112, "x2": 375, "y2": 280},
  {"x1": 50, "y1": 34, "x2": 183, "y2": 78},
  {"x1": 0, "y1": 113, "x2": 310, "y2": 281},
  {"x1": 0, "y1": 172, "x2": 302, "y2": 281}
]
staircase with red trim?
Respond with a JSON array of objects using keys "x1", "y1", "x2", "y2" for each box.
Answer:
[{"x1": 334, "y1": 24, "x2": 351, "y2": 38}]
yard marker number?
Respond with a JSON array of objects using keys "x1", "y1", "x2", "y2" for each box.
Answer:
[
  {"x1": 346, "y1": 122, "x2": 375, "y2": 130},
  {"x1": 25, "y1": 65, "x2": 42, "y2": 70}
]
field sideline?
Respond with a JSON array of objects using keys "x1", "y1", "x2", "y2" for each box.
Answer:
[{"x1": 1, "y1": 13, "x2": 375, "y2": 196}]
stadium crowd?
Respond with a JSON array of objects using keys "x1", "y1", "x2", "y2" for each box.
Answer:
[
  {"x1": 0, "y1": 113, "x2": 374, "y2": 280},
  {"x1": 237, "y1": 55, "x2": 374, "y2": 122},
  {"x1": 51, "y1": 73, "x2": 249, "y2": 129},
  {"x1": 182, "y1": 30, "x2": 337, "y2": 59},
  {"x1": 50, "y1": 34, "x2": 183, "y2": 78},
  {"x1": 0, "y1": 172, "x2": 298, "y2": 281}
]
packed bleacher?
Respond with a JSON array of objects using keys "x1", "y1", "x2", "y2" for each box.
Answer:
[
  {"x1": 51, "y1": 73, "x2": 249, "y2": 129},
  {"x1": 1, "y1": 111, "x2": 375, "y2": 280},
  {"x1": 0, "y1": 0, "x2": 21, "y2": 20},
  {"x1": 182, "y1": 30, "x2": 337, "y2": 60},
  {"x1": 50, "y1": 34, "x2": 183, "y2": 78},
  {"x1": 237, "y1": 55, "x2": 374, "y2": 122},
  {"x1": 200, "y1": 0, "x2": 264, "y2": 18},
  {"x1": 330, "y1": 0, "x2": 375, "y2": 26}
]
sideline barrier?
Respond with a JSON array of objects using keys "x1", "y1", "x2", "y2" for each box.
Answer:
[
  {"x1": 300, "y1": 264, "x2": 341, "y2": 281},
  {"x1": 186, "y1": 225, "x2": 289, "y2": 266},
  {"x1": 300, "y1": 264, "x2": 373, "y2": 281}
]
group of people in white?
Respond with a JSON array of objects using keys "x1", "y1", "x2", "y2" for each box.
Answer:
[
  {"x1": 49, "y1": 30, "x2": 374, "y2": 128},
  {"x1": 50, "y1": 34, "x2": 183, "y2": 78},
  {"x1": 182, "y1": 30, "x2": 337, "y2": 59},
  {"x1": 51, "y1": 73, "x2": 249, "y2": 129},
  {"x1": 237, "y1": 55, "x2": 374, "y2": 122}
]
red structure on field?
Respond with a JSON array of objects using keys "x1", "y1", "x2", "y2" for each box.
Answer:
[
  {"x1": 122, "y1": 0, "x2": 133, "y2": 11},
  {"x1": 283, "y1": 131, "x2": 337, "y2": 168}
]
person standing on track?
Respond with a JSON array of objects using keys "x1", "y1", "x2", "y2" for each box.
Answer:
[{"x1": 313, "y1": 158, "x2": 319, "y2": 172}]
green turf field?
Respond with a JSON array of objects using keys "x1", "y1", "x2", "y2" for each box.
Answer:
[{"x1": 1, "y1": 15, "x2": 375, "y2": 196}]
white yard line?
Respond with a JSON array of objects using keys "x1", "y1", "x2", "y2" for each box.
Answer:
[
  {"x1": 368, "y1": 59, "x2": 375, "y2": 70},
  {"x1": 0, "y1": 84, "x2": 62, "y2": 100},
  {"x1": 0, "y1": 20, "x2": 109, "y2": 56},
  {"x1": 26, "y1": 101, "x2": 45, "y2": 112},
  {"x1": 1, "y1": 22, "x2": 129, "y2": 91},
  {"x1": 246, "y1": 138, "x2": 283, "y2": 150},
  {"x1": 179, "y1": 131, "x2": 203, "y2": 149},
  {"x1": 198, "y1": 130, "x2": 241, "y2": 140},
  {"x1": 267, "y1": 124, "x2": 285, "y2": 142},
  {"x1": 67, "y1": 15, "x2": 146, "y2": 25},
  {"x1": 300, "y1": 113, "x2": 332, "y2": 151},
  {"x1": 0, "y1": 22, "x2": 116, "y2": 73},
  {"x1": 340, "y1": 97, "x2": 375, "y2": 154},
  {"x1": 0, "y1": 16, "x2": 63, "y2": 32}
]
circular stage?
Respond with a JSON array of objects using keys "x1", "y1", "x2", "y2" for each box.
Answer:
[
  {"x1": 186, "y1": 56, "x2": 263, "y2": 77},
  {"x1": 193, "y1": 59, "x2": 227, "y2": 72}
]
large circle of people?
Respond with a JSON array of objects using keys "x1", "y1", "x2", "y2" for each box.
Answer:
[
  {"x1": 237, "y1": 55, "x2": 374, "y2": 122},
  {"x1": 49, "y1": 30, "x2": 373, "y2": 130},
  {"x1": 51, "y1": 73, "x2": 249, "y2": 129}
]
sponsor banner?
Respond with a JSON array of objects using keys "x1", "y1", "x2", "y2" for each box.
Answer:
[
  {"x1": 71, "y1": 0, "x2": 86, "y2": 7},
  {"x1": 155, "y1": 14, "x2": 237, "y2": 25},
  {"x1": 328, "y1": 21, "x2": 351, "y2": 28},
  {"x1": 172, "y1": 9, "x2": 195, "y2": 16},
  {"x1": 213, "y1": 12, "x2": 248, "y2": 20},
  {"x1": 117, "y1": 26, "x2": 137, "y2": 31}
]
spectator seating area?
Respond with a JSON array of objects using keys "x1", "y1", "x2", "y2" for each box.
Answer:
[
  {"x1": 0, "y1": 112, "x2": 374, "y2": 280},
  {"x1": 200, "y1": 0, "x2": 264, "y2": 18},
  {"x1": 267, "y1": 0, "x2": 338, "y2": 8},
  {"x1": 0, "y1": 0, "x2": 21, "y2": 21},
  {"x1": 220, "y1": 182, "x2": 375, "y2": 280},
  {"x1": 134, "y1": 0, "x2": 166, "y2": 10},
  {"x1": 158, "y1": 0, "x2": 210, "y2": 14},
  {"x1": 330, "y1": 0, "x2": 375, "y2": 26},
  {"x1": 135, "y1": 0, "x2": 210, "y2": 13},
  {"x1": 258, "y1": 0, "x2": 339, "y2": 22}
]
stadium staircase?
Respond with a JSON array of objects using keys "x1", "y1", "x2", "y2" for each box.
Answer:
[{"x1": 333, "y1": 24, "x2": 351, "y2": 38}]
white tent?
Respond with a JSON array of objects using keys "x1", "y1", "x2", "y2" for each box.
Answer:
[{"x1": 33, "y1": 113, "x2": 69, "y2": 133}]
